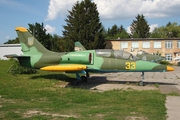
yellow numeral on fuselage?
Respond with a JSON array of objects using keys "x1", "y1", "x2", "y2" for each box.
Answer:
[{"x1": 125, "y1": 62, "x2": 136, "y2": 69}]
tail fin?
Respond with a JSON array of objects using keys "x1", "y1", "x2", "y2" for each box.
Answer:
[
  {"x1": 74, "y1": 41, "x2": 86, "y2": 51},
  {"x1": 15, "y1": 27, "x2": 51, "y2": 55}
]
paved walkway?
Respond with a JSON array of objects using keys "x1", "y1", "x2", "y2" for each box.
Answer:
[{"x1": 166, "y1": 96, "x2": 180, "y2": 120}]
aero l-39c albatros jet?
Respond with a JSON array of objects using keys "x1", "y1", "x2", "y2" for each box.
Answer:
[{"x1": 5, "y1": 27, "x2": 175, "y2": 86}]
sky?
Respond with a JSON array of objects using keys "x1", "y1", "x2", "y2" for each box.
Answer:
[{"x1": 0, "y1": 0, "x2": 180, "y2": 44}]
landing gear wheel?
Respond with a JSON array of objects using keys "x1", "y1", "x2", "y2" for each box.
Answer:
[
  {"x1": 139, "y1": 81, "x2": 144, "y2": 86},
  {"x1": 81, "y1": 76, "x2": 87, "y2": 82}
]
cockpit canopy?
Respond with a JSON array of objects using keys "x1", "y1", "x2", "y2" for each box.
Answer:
[
  {"x1": 95, "y1": 49, "x2": 139, "y2": 60},
  {"x1": 137, "y1": 50, "x2": 149, "y2": 55}
]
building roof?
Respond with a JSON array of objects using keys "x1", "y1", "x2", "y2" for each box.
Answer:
[
  {"x1": 107, "y1": 38, "x2": 180, "y2": 41},
  {"x1": 0, "y1": 44, "x2": 21, "y2": 47}
]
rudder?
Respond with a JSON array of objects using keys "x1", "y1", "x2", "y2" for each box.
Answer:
[{"x1": 16, "y1": 27, "x2": 51, "y2": 55}]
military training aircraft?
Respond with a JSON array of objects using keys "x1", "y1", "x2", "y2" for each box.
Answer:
[
  {"x1": 5, "y1": 27, "x2": 175, "y2": 86},
  {"x1": 75, "y1": 42, "x2": 165, "y2": 62}
]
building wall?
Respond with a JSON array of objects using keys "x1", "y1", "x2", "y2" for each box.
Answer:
[
  {"x1": 106, "y1": 38, "x2": 180, "y2": 61},
  {"x1": 0, "y1": 44, "x2": 22, "y2": 60}
]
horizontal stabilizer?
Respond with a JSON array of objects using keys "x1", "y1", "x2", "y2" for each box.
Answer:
[
  {"x1": 40, "y1": 64, "x2": 87, "y2": 72},
  {"x1": 4, "y1": 54, "x2": 30, "y2": 59},
  {"x1": 4, "y1": 54, "x2": 19, "y2": 58},
  {"x1": 4, "y1": 54, "x2": 31, "y2": 68}
]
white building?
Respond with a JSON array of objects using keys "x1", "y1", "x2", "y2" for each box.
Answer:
[{"x1": 0, "y1": 44, "x2": 22, "y2": 60}]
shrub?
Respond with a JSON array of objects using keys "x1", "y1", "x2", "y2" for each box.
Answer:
[{"x1": 8, "y1": 59, "x2": 37, "y2": 75}]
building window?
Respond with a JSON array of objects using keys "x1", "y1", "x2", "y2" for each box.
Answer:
[
  {"x1": 121, "y1": 42, "x2": 128, "y2": 49},
  {"x1": 154, "y1": 41, "x2": 161, "y2": 48},
  {"x1": 165, "y1": 41, "x2": 172, "y2": 48},
  {"x1": 165, "y1": 54, "x2": 172, "y2": 61},
  {"x1": 132, "y1": 42, "x2": 138, "y2": 48},
  {"x1": 177, "y1": 41, "x2": 180, "y2": 48},
  {"x1": 142, "y1": 41, "x2": 150, "y2": 48}
]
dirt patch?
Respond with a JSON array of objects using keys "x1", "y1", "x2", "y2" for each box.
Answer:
[
  {"x1": 126, "y1": 116, "x2": 148, "y2": 120},
  {"x1": 23, "y1": 109, "x2": 77, "y2": 118}
]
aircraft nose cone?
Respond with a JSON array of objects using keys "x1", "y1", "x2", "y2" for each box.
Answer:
[{"x1": 166, "y1": 66, "x2": 175, "y2": 71}]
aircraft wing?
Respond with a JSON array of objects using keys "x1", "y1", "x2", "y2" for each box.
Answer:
[{"x1": 40, "y1": 64, "x2": 87, "y2": 72}]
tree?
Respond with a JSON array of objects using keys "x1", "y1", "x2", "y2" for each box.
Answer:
[
  {"x1": 114, "y1": 30, "x2": 130, "y2": 39},
  {"x1": 150, "y1": 28, "x2": 162, "y2": 38},
  {"x1": 107, "y1": 24, "x2": 119, "y2": 38},
  {"x1": 130, "y1": 14, "x2": 150, "y2": 38},
  {"x1": 150, "y1": 22, "x2": 180, "y2": 38},
  {"x1": 62, "y1": 0, "x2": 106, "y2": 50},
  {"x1": 4, "y1": 37, "x2": 19, "y2": 44},
  {"x1": 116, "y1": 25, "x2": 130, "y2": 39},
  {"x1": 49, "y1": 34, "x2": 61, "y2": 52},
  {"x1": 4, "y1": 22, "x2": 63, "y2": 52},
  {"x1": 106, "y1": 24, "x2": 129, "y2": 39},
  {"x1": 50, "y1": 34, "x2": 73, "y2": 52},
  {"x1": 166, "y1": 21, "x2": 172, "y2": 27},
  {"x1": 28, "y1": 22, "x2": 52, "y2": 50}
]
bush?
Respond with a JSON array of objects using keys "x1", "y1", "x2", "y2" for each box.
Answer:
[{"x1": 8, "y1": 59, "x2": 37, "y2": 75}]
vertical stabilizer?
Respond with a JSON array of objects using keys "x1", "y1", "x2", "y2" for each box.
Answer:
[
  {"x1": 75, "y1": 41, "x2": 86, "y2": 51},
  {"x1": 15, "y1": 27, "x2": 51, "y2": 55}
]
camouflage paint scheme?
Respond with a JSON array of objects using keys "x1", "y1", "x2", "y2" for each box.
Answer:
[
  {"x1": 135, "y1": 50, "x2": 165, "y2": 62},
  {"x1": 5, "y1": 27, "x2": 174, "y2": 84},
  {"x1": 75, "y1": 41, "x2": 165, "y2": 62}
]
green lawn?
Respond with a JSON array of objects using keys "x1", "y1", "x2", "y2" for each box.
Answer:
[{"x1": 0, "y1": 60, "x2": 167, "y2": 120}]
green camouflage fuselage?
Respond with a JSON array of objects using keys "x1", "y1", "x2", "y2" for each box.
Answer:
[
  {"x1": 11, "y1": 27, "x2": 173, "y2": 74},
  {"x1": 20, "y1": 48, "x2": 167, "y2": 72}
]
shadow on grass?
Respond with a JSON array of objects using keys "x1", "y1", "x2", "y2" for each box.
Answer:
[
  {"x1": 30, "y1": 73, "x2": 75, "y2": 83},
  {"x1": 65, "y1": 75, "x2": 178, "y2": 91},
  {"x1": 29, "y1": 74, "x2": 178, "y2": 90}
]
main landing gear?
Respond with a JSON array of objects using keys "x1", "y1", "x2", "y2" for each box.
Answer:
[
  {"x1": 71, "y1": 71, "x2": 89, "y2": 85},
  {"x1": 138, "y1": 72, "x2": 144, "y2": 86}
]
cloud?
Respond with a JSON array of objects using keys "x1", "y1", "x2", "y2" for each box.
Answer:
[
  {"x1": 126, "y1": 26, "x2": 131, "y2": 34},
  {"x1": 45, "y1": 24, "x2": 56, "y2": 34},
  {"x1": 126, "y1": 24, "x2": 158, "y2": 33},
  {"x1": 46, "y1": 0, "x2": 180, "y2": 21},
  {"x1": 94, "y1": 0, "x2": 180, "y2": 20},
  {"x1": 149, "y1": 24, "x2": 158, "y2": 32},
  {"x1": 46, "y1": 0, "x2": 78, "y2": 20}
]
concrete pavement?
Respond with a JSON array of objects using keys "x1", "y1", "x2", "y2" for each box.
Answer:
[{"x1": 166, "y1": 96, "x2": 180, "y2": 120}]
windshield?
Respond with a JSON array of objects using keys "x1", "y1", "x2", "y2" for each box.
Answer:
[
  {"x1": 137, "y1": 50, "x2": 149, "y2": 55},
  {"x1": 95, "y1": 49, "x2": 138, "y2": 60}
]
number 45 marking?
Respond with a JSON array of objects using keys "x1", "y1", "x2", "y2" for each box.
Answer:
[{"x1": 125, "y1": 62, "x2": 136, "y2": 69}]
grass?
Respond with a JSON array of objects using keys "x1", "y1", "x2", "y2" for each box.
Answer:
[{"x1": 0, "y1": 60, "x2": 167, "y2": 120}]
